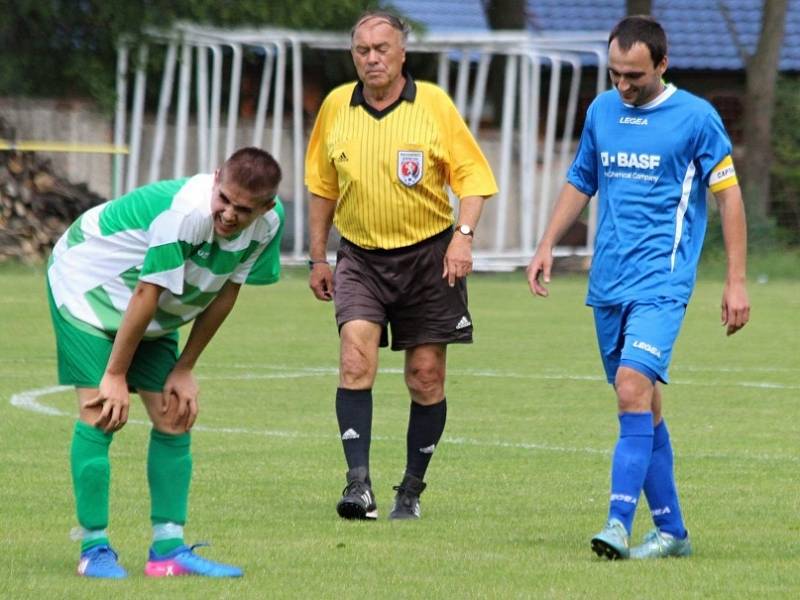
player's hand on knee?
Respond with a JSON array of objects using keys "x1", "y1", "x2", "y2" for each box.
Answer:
[
  {"x1": 88, "y1": 373, "x2": 130, "y2": 433},
  {"x1": 162, "y1": 390, "x2": 199, "y2": 432},
  {"x1": 174, "y1": 388, "x2": 199, "y2": 431},
  {"x1": 164, "y1": 368, "x2": 199, "y2": 431}
]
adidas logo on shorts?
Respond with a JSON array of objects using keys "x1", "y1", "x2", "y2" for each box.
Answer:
[{"x1": 455, "y1": 316, "x2": 471, "y2": 330}]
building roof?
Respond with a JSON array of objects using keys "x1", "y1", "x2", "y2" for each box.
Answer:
[{"x1": 390, "y1": 0, "x2": 800, "y2": 70}]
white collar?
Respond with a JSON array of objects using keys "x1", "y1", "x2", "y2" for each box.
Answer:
[{"x1": 623, "y1": 83, "x2": 677, "y2": 110}]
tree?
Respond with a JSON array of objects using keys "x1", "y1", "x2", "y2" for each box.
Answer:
[
  {"x1": 626, "y1": 0, "x2": 652, "y2": 15},
  {"x1": 480, "y1": 0, "x2": 526, "y2": 126},
  {"x1": 737, "y1": 0, "x2": 789, "y2": 220},
  {"x1": 0, "y1": 0, "x2": 381, "y2": 111},
  {"x1": 770, "y1": 78, "x2": 800, "y2": 242},
  {"x1": 482, "y1": 0, "x2": 527, "y2": 29}
]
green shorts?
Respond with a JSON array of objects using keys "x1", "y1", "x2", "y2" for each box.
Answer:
[{"x1": 47, "y1": 283, "x2": 179, "y2": 392}]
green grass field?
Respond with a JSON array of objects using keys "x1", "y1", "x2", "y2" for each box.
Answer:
[{"x1": 1, "y1": 263, "x2": 798, "y2": 599}]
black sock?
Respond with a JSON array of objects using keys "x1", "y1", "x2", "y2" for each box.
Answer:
[
  {"x1": 336, "y1": 388, "x2": 373, "y2": 472},
  {"x1": 405, "y1": 399, "x2": 447, "y2": 480}
]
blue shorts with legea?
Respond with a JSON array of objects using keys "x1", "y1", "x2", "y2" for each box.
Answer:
[{"x1": 592, "y1": 298, "x2": 687, "y2": 384}]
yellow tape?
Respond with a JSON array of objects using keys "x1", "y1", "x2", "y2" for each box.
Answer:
[{"x1": 0, "y1": 139, "x2": 129, "y2": 154}]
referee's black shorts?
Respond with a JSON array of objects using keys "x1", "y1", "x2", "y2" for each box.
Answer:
[{"x1": 333, "y1": 228, "x2": 473, "y2": 350}]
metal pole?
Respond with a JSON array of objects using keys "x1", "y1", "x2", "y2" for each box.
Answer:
[
  {"x1": 526, "y1": 54, "x2": 542, "y2": 251},
  {"x1": 113, "y1": 43, "x2": 129, "y2": 198},
  {"x1": 519, "y1": 54, "x2": 532, "y2": 253},
  {"x1": 454, "y1": 51, "x2": 470, "y2": 115},
  {"x1": 209, "y1": 45, "x2": 223, "y2": 170},
  {"x1": 437, "y1": 52, "x2": 450, "y2": 93},
  {"x1": 468, "y1": 52, "x2": 491, "y2": 135},
  {"x1": 536, "y1": 55, "x2": 562, "y2": 243},
  {"x1": 271, "y1": 40, "x2": 287, "y2": 160},
  {"x1": 224, "y1": 43, "x2": 243, "y2": 159},
  {"x1": 494, "y1": 54, "x2": 518, "y2": 253},
  {"x1": 291, "y1": 37, "x2": 304, "y2": 258},
  {"x1": 125, "y1": 44, "x2": 148, "y2": 193},
  {"x1": 252, "y1": 45, "x2": 275, "y2": 148},
  {"x1": 174, "y1": 42, "x2": 193, "y2": 178},
  {"x1": 149, "y1": 42, "x2": 177, "y2": 182},
  {"x1": 196, "y1": 45, "x2": 210, "y2": 172}
]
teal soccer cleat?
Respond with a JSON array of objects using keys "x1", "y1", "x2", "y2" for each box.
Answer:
[
  {"x1": 630, "y1": 528, "x2": 692, "y2": 559},
  {"x1": 77, "y1": 544, "x2": 128, "y2": 579},
  {"x1": 591, "y1": 518, "x2": 630, "y2": 560},
  {"x1": 145, "y1": 543, "x2": 243, "y2": 577}
]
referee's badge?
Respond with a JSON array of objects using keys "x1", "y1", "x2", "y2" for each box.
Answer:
[{"x1": 398, "y1": 151, "x2": 423, "y2": 186}]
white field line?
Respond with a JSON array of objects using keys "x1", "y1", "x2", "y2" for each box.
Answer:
[
  {"x1": 201, "y1": 365, "x2": 800, "y2": 391},
  {"x1": 10, "y1": 381, "x2": 798, "y2": 464}
]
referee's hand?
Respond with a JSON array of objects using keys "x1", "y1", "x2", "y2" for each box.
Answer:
[
  {"x1": 309, "y1": 263, "x2": 334, "y2": 301},
  {"x1": 443, "y1": 235, "x2": 473, "y2": 287}
]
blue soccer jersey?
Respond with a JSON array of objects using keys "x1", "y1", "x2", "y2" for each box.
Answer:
[{"x1": 567, "y1": 84, "x2": 737, "y2": 306}]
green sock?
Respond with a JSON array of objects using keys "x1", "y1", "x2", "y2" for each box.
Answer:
[
  {"x1": 148, "y1": 429, "x2": 191, "y2": 552},
  {"x1": 70, "y1": 421, "x2": 113, "y2": 552},
  {"x1": 152, "y1": 522, "x2": 185, "y2": 555},
  {"x1": 78, "y1": 528, "x2": 110, "y2": 553}
]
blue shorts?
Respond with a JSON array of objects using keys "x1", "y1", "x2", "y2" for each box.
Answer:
[{"x1": 592, "y1": 298, "x2": 687, "y2": 384}]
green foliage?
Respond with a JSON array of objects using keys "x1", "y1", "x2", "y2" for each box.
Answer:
[
  {"x1": 769, "y1": 76, "x2": 800, "y2": 244},
  {"x1": 704, "y1": 75, "x2": 800, "y2": 261},
  {"x1": 0, "y1": 0, "x2": 383, "y2": 111},
  {"x1": 703, "y1": 206, "x2": 793, "y2": 263},
  {"x1": 1, "y1": 267, "x2": 799, "y2": 597}
]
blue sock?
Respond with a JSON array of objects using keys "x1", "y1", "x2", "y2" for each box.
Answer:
[
  {"x1": 608, "y1": 412, "x2": 654, "y2": 534},
  {"x1": 642, "y1": 420, "x2": 687, "y2": 538}
]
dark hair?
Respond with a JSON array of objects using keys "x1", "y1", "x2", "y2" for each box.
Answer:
[
  {"x1": 608, "y1": 15, "x2": 668, "y2": 67},
  {"x1": 351, "y1": 10, "x2": 410, "y2": 45},
  {"x1": 220, "y1": 147, "x2": 281, "y2": 202}
]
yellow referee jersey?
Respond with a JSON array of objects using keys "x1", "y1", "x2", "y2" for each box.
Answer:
[{"x1": 305, "y1": 76, "x2": 498, "y2": 250}]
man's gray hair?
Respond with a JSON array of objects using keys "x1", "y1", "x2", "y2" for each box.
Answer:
[{"x1": 350, "y1": 11, "x2": 410, "y2": 45}]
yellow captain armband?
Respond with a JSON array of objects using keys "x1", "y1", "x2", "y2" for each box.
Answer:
[{"x1": 709, "y1": 155, "x2": 738, "y2": 193}]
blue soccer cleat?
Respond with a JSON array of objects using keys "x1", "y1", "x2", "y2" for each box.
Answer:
[
  {"x1": 77, "y1": 544, "x2": 128, "y2": 579},
  {"x1": 144, "y1": 543, "x2": 243, "y2": 577},
  {"x1": 591, "y1": 518, "x2": 631, "y2": 560},
  {"x1": 630, "y1": 528, "x2": 693, "y2": 559}
]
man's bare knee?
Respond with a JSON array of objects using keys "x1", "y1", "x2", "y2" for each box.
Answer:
[
  {"x1": 614, "y1": 368, "x2": 654, "y2": 413},
  {"x1": 405, "y1": 364, "x2": 445, "y2": 404},
  {"x1": 340, "y1": 345, "x2": 375, "y2": 388}
]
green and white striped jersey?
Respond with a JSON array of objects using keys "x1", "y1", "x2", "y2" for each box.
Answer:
[{"x1": 48, "y1": 174, "x2": 284, "y2": 338}]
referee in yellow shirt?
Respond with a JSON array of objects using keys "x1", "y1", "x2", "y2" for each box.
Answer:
[{"x1": 306, "y1": 10, "x2": 498, "y2": 521}]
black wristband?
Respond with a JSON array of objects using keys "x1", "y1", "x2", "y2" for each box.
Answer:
[{"x1": 308, "y1": 259, "x2": 329, "y2": 270}]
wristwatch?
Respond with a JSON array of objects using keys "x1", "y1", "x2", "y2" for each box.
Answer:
[{"x1": 456, "y1": 224, "x2": 474, "y2": 237}]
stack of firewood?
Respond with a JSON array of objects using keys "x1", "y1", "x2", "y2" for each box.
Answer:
[{"x1": 0, "y1": 118, "x2": 104, "y2": 263}]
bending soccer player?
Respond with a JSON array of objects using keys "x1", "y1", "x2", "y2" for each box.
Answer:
[
  {"x1": 526, "y1": 16, "x2": 750, "y2": 559},
  {"x1": 47, "y1": 147, "x2": 284, "y2": 578}
]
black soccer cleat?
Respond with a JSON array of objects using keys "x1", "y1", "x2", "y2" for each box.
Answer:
[
  {"x1": 336, "y1": 466, "x2": 378, "y2": 520},
  {"x1": 389, "y1": 473, "x2": 427, "y2": 520}
]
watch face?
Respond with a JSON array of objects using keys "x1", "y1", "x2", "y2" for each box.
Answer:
[{"x1": 459, "y1": 225, "x2": 473, "y2": 235}]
